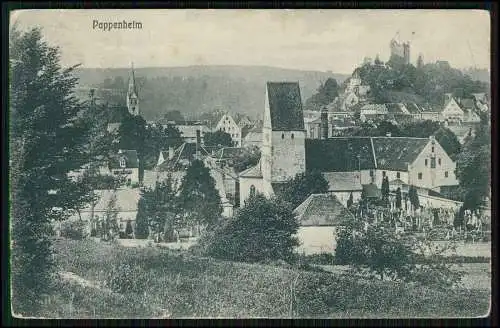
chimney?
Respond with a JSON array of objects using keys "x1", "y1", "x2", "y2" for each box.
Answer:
[
  {"x1": 168, "y1": 146, "x2": 175, "y2": 160},
  {"x1": 320, "y1": 108, "x2": 329, "y2": 139}
]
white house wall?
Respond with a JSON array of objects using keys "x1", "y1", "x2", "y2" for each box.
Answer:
[
  {"x1": 408, "y1": 140, "x2": 459, "y2": 189},
  {"x1": 295, "y1": 226, "x2": 338, "y2": 255},
  {"x1": 215, "y1": 114, "x2": 242, "y2": 147}
]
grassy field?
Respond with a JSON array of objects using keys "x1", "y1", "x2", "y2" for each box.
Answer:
[{"x1": 35, "y1": 238, "x2": 491, "y2": 319}]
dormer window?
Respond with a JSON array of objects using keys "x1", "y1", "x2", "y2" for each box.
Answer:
[
  {"x1": 119, "y1": 157, "x2": 126, "y2": 168},
  {"x1": 281, "y1": 133, "x2": 284, "y2": 139}
]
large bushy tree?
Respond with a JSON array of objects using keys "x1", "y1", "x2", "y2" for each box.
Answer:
[
  {"x1": 10, "y1": 27, "x2": 92, "y2": 314},
  {"x1": 204, "y1": 130, "x2": 234, "y2": 148},
  {"x1": 455, "y1": 124, "x2": 491, "y2": 210},
  {"x1": 277, "y1": 170, "x2": 329, "y2": 209},
  {"x1": 200, "y1": 193, "x2": 300, "y2": 263},
  {"x1": 304, "y1": 77, "x2": 339, "y2": 111},
  {"x1": 178, "y1": 159, "x2": 222, "y2": 228}
]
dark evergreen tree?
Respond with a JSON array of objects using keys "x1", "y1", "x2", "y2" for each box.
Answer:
[
  {"x1": 381, "y1": 176, "x2": 390, "y2": 207},
  {"x1": 347, "y1": 192, "x2": 354, "y2": 209},
  {"x1": 408, "y1": 185, "x2": 420, "y2": 212},
  {"x1": 10, "y1": 27, "x2": 92, "y2": 314},
  {"x1": 395, "y1": 188, "x2": 402, "y2": 210}
]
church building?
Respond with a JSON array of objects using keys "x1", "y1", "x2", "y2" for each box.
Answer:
[
  {"x1": 239, "y1": 82, "x2": 306, "y2": 205},
  {"x1": 127, "y1": 62, "x2": 140, "y2": 116}
]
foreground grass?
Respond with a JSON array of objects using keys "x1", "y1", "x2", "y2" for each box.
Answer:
[{"x1": 40, "y1": 238, "x2": 491, "y2": 319}]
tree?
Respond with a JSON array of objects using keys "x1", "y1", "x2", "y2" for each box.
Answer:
[
  {"x1": 434, "y1": 127, "x2": 462, "y2": 160},
  {"x1": 233, "y1": 146, "x2": 261, "y2": 173},
  {"x1": 102, "y1": 193, "x2": 120, "y2": 241},
  {"x1": 200, "y1": 193, "x2": 300, "y2": 263},
  {"x1": 347, "y1": 193, "x2": 354, "y2": 209},
  {"x1": 10, "y1": 27, "x2": 94, "y2": 314},
  {"x1": 381, "y1": 176, "x2": 390, "y2": 206},
  {"x1": 395, "y1": 188, "x2": 402, "y2": 210},
  {"x1": 204, "y1": 130, "x2": 234, "y2": 148},
  {"x1": 455, "y1": 124, "x2": 491, "y2": 210},
  {"x1": 304, "y1": 78, "x2": 340, "y2": 111},
  {"x1": 135, "y1": 189, "x2": 151, "y2": 239},
  {"x1": 335, "y1": 216, "x2": 463, "y2": 288},
  {"x1": 277, "y1": 170, "x2": 329, "y2": 209},
  {"x1": 162, "y1": 110, "x2": 185, "y2": 123},
  {"x1": 143, "y1": 123, "x2": 183, "y2": 169},
  {"x1": 408, "y1": 185, "x2": 420, "y2": 212},
  {"x1": 178, "y1": 159, "x2": 222, "y2": 228}
]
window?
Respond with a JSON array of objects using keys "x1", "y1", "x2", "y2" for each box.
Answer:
[
  {"x1": 250, "y1": 185, "x2": 256, "y2": 197},
  {"x1": 438, "y1": 158, "x2": 441, "y2": 165},
  {"x1": 291, "y1": 133, "x2": 294, "y2": 139},
  {"x1": 396, "y1": 172, "x2": 400, "y2": 179},
  {"x1": 382, "y1": 171, "x2": 386, "y2": 177},
  {"x1": 430, "y1": 157, "x2": 436, "y2": 168},
  {"x1": 281, "y1": 133, "x2": 284, "y2": 139},
  {"x1": 445, "y1": 171, "x2": 449, "y2": 178},
  {"x1": 418, "y1": 173, "x2": 423, "y2": 180},
  {"x1": 223, "y1": 127, "x2": 226, "y2": 132},
  {"x1": 119, "y1": 158, "x2": 126, "y2": 168},
  {"x1": 431, "y1": 146, "x2": 435, "y2": 153},
  {"x1": 425, "y1": 159, "x2": 428, "y2": 166}
]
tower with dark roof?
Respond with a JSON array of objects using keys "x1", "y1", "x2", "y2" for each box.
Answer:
[
  {"x1": 262, "y1": 82, "x2": 306, "y2": 184},
  {"x1": 127, "y1": 62, "x2": 140, "y2": 116}
]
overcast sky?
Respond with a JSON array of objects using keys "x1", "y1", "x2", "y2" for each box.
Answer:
[{"x1": 11, "y1": 9, "x2": 490, "y2": 74}]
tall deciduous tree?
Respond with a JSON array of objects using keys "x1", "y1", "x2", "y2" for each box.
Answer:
[
  {"x1": 178, "y1": 159, "x2": 222, "y2": 228},
  {"x1": 10, "y1": 27, "x2": 91, "y2": 314}
]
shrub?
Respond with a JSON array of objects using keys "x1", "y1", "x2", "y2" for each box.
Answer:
[
  {"x1": 60, "y1": 220, "x2": 89, "y2": 240},
  {"x1": 104, "y1": 263, "x2": 153, "y2": 294},
  {"x1": 199, "y1": 194, "x2": 299, "y2": 263}
]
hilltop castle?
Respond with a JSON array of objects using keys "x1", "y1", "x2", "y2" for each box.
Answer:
[{"x1": 390, "y1": 35, "x2": 410, "y2": 65}]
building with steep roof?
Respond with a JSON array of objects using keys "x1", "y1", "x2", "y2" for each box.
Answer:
[
  {"x1": 215, "y1": 113, "x2": 243, "y2": 147},
  {"x1": 239, "y1": 82, "x2": 306, "y2": 205},
  {"x1": 108, "y1": 149, "x2": 140, "y2": 185},
  {"x1": 126, "y1": 63, "x2": 140, "y2": 116},
  {"x1": 294, "y1": 193, "x2": 355, "y2": 255}
]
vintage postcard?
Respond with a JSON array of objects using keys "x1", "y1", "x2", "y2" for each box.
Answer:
[{"x1": 8, "y1": 9, "x2": 491, "y2": 319}]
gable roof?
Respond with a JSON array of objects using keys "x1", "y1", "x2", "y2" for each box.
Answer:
[
  {"x1": 322, "y1": 172, "x2": 363, "y2": 192},
  {"x1": 371, "y1": 137, "x2": 429, "y2": 171},
  {"x1": 215, "y1": 147, "x2": 247, "y2": 160},
  {"x1": 267, "y1": 82, "x2": 305, "y2": 131},
  {"x1": 305, "y1": 137, "x2": 432, "y2": 172},
  {"x1": 241, "y1": 126, "x2": 252, "y2": 139},
  {"x1": 460, "y1": 98, "x2": 477, "y2": 111},
  {"x1": 293, "y1": 193, "x2": 355, "y2": 226},
  {"x1": 109, "y1": 150, "x2": 139, "y2": 169},
  {"x1": 305, "y1": 137, "x2": 376, "y2": 172},
  {"x1": 239, "y1": 160, "x2": 262, "y2": 178}
]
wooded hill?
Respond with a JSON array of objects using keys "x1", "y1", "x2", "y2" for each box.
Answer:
[{"x1": 74, "y1": 65, "x2": 349, "y2": 121}]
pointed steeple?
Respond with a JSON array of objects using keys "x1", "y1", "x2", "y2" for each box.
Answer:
[{"x1": 127, "y1": 62, "x2": 139, "y2": 116}]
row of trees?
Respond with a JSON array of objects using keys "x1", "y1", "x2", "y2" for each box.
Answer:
[{"x1": 135, "y1": 160, "x2": 222, "y2": 241}]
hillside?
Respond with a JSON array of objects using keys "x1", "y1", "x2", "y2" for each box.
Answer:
[
  {"x1": 74, "y1": 65, "x2": 349, "y2": 121},
  {"x1": 461, "y1": 67, "x2": 490, "y2": 84}
]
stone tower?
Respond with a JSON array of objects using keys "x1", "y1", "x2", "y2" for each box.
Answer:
[
  {"x1": 262, "y1": 82, "x2": 306, "y2": 184},
  {"x1": 127, "y1": 62, "x2": 140, "y2": 116}
]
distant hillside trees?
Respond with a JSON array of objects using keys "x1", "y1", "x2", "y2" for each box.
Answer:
[
  {"x1": 304, "y1": 78, "x2": 340, "y2": 111},
  {"x1": 356, "y1": 59, "x2": 488, "y2": 107}
]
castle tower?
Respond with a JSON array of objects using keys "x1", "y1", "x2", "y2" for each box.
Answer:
[
  {"x1": 262, "y1": 82, "x2": 306, "y2": 184},
  {"x1": 127, "y1": 62, "x2": 140, "y2": 116},
  {"x1": 403, "y1": 42, "x2": 411, "y2": 65}
]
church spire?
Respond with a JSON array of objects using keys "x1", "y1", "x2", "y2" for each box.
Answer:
[{"x1": 127, "y1": 62, "x2": 140, "y2": 116}]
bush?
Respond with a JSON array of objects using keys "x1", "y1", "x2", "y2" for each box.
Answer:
[
  {"x1": 60, "y1": 220, "x2": 89, "y2": 240},
  {"x1": 104, "y1": 263, "x2": 154, "y2": 294},
  {"x1": 199, "y1": 194, "x2": 299, "y2": 263}
]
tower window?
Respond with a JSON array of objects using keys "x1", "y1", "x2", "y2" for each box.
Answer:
[
  {"x1": 425, "y1": 159, "x2": 428, "y2": 166},
  {"x1": 119, "y1": 158, "x2": 126, "y2": 168},
  {"x1": 418, "y1": 173, "x2": 423, "y2": 180},
  {"x1": 445, "y1": 171, "x2": 449, "y2": 178},
  {"x1": 281, "y1": 133, "x2": 284, "y2": 139},
  {"x1": 396, "y1": 172, "x2": 400, "y2": 179},
  {"x1": 291, "y1": 133, "x2": 294, "y2": 139},
  {"x1": 438, "y1": 158, "x2": 441, "y2": 165}
]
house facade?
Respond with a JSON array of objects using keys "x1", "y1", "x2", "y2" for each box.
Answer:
[
  {"x1": 215, "y1": 114, "x2": 243, "y2": 147},
  {"x1": 108, "y1": 149, "x2": 140, "y2": 185},
  {"x1": 439, "y1": 96, "x2": 464, "y2": 123}
]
